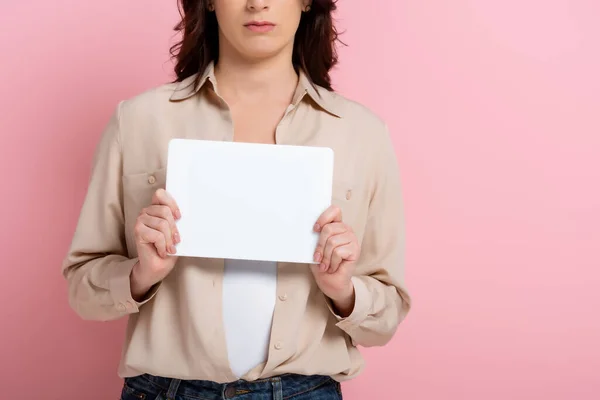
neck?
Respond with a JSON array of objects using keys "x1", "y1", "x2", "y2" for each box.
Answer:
[{"x1": 214, "y1": 45, "x2": 299, "y2": 103}]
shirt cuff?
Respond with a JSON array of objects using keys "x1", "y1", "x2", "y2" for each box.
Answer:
[
  {"x1": 328, "y1": 276, "x2": 371, "y2": 333},
  {"x1": 108, "y1": 258, "x2": 161, "y2": 315}
]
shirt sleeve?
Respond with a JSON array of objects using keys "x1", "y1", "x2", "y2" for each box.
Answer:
[
  {"x1": 327, "y1": 123, "x2": 411, "y2": 347},
  {"x1": 61, "y1": 102, "x2": 159, "y2": 321}
]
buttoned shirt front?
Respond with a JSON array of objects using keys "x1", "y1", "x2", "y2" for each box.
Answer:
[{"x1": 62, "y1": 62, "x2": 411, "y2": 383}]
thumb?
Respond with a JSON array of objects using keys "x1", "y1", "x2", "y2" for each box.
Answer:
[{"x1": 309, "y1": 263, "x2": 321, "y2": 276}]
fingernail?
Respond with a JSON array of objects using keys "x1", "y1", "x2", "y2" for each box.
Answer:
[
  {"x1": 173, "y1": 232, "x2": 180, "y2": 243},
  {"x1": 314, "y1": 223, "x2": 320, "y2": 232},
  {"x1": 175, "y1": 209, "x2": 181, "y2": 219},
  {"x1": 170, "y1": 245, "x2": 177, "y2": 254},
  {"x1": 320, "y1": 263, "x2": 327, "y2": 272},
  {"x1": 314, "y1": 252, "x2": 322, "y2": 263}
]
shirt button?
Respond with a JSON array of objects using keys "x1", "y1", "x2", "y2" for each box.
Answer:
[
  {"x1": 278, "y1": 293, "x2": 288, "y2": 301},
  {"x1": 345, "y1": 189, "x2": 352, "y2": 200},
  {"x1": 274, "y1": 342, "x2": 282, "y2": 350},
  {"x1": 148, "y1": 175, "x2": 156, "y2": 184},
  {"x1": 224, "y1": 386, "x2": 236, "y2": 398}
]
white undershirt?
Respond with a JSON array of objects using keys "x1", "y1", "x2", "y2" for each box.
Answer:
[{"x1": 222, "y1": 258, "x2": 277, "y2": 378}]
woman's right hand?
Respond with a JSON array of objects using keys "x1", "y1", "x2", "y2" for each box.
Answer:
[{"x1": 130, "y1": 188, "x2": 181, "y2": 300}]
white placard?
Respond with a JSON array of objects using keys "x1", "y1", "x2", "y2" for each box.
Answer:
[{"x1": 165, "y1": 139, "x2": 334, "y2": 264}]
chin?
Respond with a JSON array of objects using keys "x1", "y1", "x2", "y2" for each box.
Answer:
[{"x1": 239, "y1": 44, "x2": 286, "y2": 62}]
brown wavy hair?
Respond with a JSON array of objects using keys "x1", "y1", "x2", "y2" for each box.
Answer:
[{"x1": 170, "y1": 0, "x2": 342, "y2": 91}]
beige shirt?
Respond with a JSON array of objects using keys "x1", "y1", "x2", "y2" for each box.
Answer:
[{"x1": 62, "y1": 62, "x2": 411, "y2": 383}]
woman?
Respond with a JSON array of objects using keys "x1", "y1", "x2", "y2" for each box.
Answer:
[{"x1": 62, "y1": 0, "x2": 411, "y2": 399}]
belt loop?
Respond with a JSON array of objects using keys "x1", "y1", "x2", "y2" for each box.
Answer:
[
  {"x1": 271, "y1": 377, "x2": 283, "y2": 400},
  {"x1": 166, "y1": 378, "x2": 182, "y2": 400}
]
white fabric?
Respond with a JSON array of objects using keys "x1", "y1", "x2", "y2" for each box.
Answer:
[{"x1": 222, "y1": 258, "x2": 277, "y2": 378}]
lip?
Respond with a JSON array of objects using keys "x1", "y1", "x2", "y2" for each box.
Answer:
[{"x1": 244, "y1": 20, "x2": 275, "y2": 33}]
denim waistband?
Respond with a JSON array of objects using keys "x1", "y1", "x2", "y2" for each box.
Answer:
[{"x1": 124, "y1": 372, "x2": 341, "y2": 400}]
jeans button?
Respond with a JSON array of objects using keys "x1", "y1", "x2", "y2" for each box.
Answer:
[{"x1": 224, "y1": 386, "x2": 236, "y2": 398}]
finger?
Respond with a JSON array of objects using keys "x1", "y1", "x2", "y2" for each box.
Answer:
[
  {"x1": 321, "y1": 232, "x2": 353, "y2": 272},
  {"x1": 152, "y1": 188, "x2": 181, "y2": 220},
  {"x1": 329, "y1": 243, "x2": 355, "y2": 274},
  {"x1": 314, "y1": 205, "x2": 342, "y2": 233},
  {"x1": 314, "y1": 223, "x2": 347, "y2": 263},
  {"x1": 135, "y1": 223, "x2": 168, "y2": 258},
  {"x1": 143, "y1": 205, "x2": 180, "y2": 244},
  {"x1": 138, "y1": 214, "x2": 175, "y2": 255}
]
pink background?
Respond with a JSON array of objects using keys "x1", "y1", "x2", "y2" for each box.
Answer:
[{"x1": 1, "y1": 1, "x2": 599, "y2": 399}]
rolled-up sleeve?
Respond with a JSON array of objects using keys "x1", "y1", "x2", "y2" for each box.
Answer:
[
  {"x1": 329, "y1": 123, "x2": 411, "y2": 347},
  {"x1": 61, "y1": 102, "x2": 157, "y2": 321}
]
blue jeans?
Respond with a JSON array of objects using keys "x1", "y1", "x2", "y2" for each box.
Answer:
[{"x1": 120, "y1": 373, "x2": 343, "y2": 400}]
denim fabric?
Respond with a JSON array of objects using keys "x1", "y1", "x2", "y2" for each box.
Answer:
[{"x1": 120, "y1": 373, "x2": 343, "y2": 400}]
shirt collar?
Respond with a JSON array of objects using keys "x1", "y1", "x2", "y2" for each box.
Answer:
[
  {"x1": 169, "y1": 61, "x2": 342, "y2": 118},
  {"x1": 169, "y1": 61, "x2": 217, "y2": 102}
]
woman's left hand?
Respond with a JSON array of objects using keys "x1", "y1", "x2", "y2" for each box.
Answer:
[{"x1": 311, "y1": 204, "x2": 361, "y2": 317}]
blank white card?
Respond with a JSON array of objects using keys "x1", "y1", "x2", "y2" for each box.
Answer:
[{"x1": 165, "y1": 139, "x2": 334, "y2": 264}]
